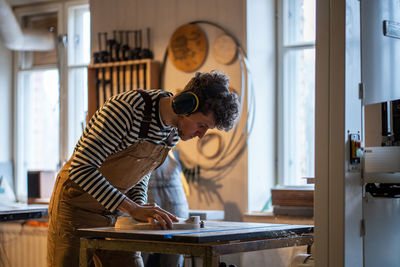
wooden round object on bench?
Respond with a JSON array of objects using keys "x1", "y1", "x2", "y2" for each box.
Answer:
[
  {"x1": 115, "y1": 216, "x2": 201, "y2": 230},
  {"x1": 168, "y1": 24, "x2": 208, "y2": 72}
]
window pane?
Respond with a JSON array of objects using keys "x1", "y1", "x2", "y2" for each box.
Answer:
[
  {"x1": 283, "y1": 48, "x2": 315, "y2": 185},
  {"x1": 68, "y1": 5, "x2": 90, "y2": 66},
  {"x1": 284, "y1": 0, "x2": 316, "y2": 45},
  {"x1": 68, "y1": 67, "x2": 88, "y2": 156},
  {"x1": 23, "y1": 69, "x2": 59, "y2": 171}
]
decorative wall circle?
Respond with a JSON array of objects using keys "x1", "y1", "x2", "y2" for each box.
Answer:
[
  {"x1": 212, "y1": 34, "x2": 237, "y2": 65},
  {"x1": 168, "y1": 24, "x2": 208, "y2": 72}
]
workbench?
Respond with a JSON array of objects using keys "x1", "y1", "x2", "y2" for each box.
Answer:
[
  {"x1": 78, "y1": 221, "x2": 313, "y2": 267},
  {"x1": 0, "y1": 203, "x2": 48, "y2": 221}
]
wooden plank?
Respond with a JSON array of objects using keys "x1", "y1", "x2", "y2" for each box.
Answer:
[
  {"x1": 87, "y1": 59, "x2": 153, "y2": 69},
  {"x1": 271, "y1": 189, "x2": 314, "y2": 207},
  {"x1": 139, "y1": 63, "x2": 145, "y2": 89},
  {"x1": 204, "y1": 247, "x2": 219, "y2": 267},
  {"x1": 80, "y1": 239, "x2": 88, "y2": 267}
]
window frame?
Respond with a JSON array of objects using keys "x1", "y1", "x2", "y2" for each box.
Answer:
[
  {"x1": 276, "y1": 0, "x2": 316, "y2": 186},
  {"x1": 65, "y1": 2, "x2": 91, "y2": 158}
]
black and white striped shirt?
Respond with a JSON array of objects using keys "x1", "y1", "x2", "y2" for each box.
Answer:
[{"x1": 69, "y1": 89, "x2": 179, "y2": 212}]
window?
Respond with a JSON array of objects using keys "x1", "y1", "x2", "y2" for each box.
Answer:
[
  {"x1": 277, "y1": 0, "x2": 316, "y2": 185},
  {"x1": 19, "y1": 70, "x2": 60, "y2": 172},
  {"x1": 14, "y1": 2, "x2": 90, "y2": 201},
  {"x1": 67, "y1": 4, "x2": 91, "y2": 156}
]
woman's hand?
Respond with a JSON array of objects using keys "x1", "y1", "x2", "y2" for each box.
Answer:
[{"x1": 118, "y1": 198, "x2": 178, "y2": 229}]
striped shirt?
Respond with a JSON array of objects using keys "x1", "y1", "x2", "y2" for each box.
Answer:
[{"x1": 68, "y1": 89, "x2": 179, "y2": 212}]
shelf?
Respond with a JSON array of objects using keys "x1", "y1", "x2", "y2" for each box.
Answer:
[
  {"x1": 88, "y1": 59, "x2": 154, "y2": 69},
  {"x1": 87, "y1": 60, "x2": 160, "y2": 121}
]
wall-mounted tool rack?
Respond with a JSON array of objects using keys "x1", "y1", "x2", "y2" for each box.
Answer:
[{"x1": 87, "y1": 59, "x2": 160, "y2": 121}]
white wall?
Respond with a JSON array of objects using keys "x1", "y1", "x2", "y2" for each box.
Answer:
[{"x1": 90, "y1": 0, "x2": 270, "y2": 220}]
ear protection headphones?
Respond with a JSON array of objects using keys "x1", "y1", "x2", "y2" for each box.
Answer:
[
  {"x1": 172, "y1": 91, "x2": 199, "y2": 115},
  {"x1": 172, "y1": 83, "x2": 229, "y2": 115}
]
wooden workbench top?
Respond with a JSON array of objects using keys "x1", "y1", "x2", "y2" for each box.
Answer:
[{"x1": 78, "y1": 220, "x2": 313, "y2": 243}]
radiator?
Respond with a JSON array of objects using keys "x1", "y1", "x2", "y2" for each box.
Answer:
[{"x1": 0, "y1": 222, "x2": 47, "y2": 267}]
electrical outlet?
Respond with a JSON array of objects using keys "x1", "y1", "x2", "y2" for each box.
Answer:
[{"x1": 349, "y1": 133, "x2": 362, "y2": 172}]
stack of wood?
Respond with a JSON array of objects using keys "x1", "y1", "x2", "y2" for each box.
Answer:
[{"x1": 271, "y1": 187, "x2": 314, "y2": 217}]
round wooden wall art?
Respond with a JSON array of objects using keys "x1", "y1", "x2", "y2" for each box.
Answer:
[
  {"x1": 212, "y1": 34, "x2": 237, "y2": 65},
  {"x1": 168, "y1": 24, "x2": 208, "y2": 72}
]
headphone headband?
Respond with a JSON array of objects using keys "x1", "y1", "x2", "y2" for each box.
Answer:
[{"x1": 187, "y1": 91, "x2": 200, "y2": 113}]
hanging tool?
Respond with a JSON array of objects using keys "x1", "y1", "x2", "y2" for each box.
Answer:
[
  {"x1": 128, "y1": 31, "x2": 136, "y2": 90},
  {"x1": 93, "y1": 33, "x2": 101, "y2": 64},
  {"x1": 114, "y1": 30, "x2": 121, "y2": 62},
  {"x1": 101, "y1": 65, "x2": 107, "y2": 104},
  {"x1": 131, "y1": 30, "x2": 141, "y2": 59},
  {"x1": 122, "y1": 31, "x2": 131, "y2": 61},
  {"x1": 99, "y1": 32, "x2": 109, "y2": 63},
  {"x1": 121, "y1": 31, "x2": 131, "y2": 92},
  {"x1": 140, "y1": 28, "x2": 153, "y2": 59},
  {"x1": 93, "y1": 33, "x2": 101, "y2": 109},
  {"x1": 115, "y1": 30, "x2": 123, "y2": 94},
  {"x1": 105, "y1": 31, "x2": 116, "y2": 98},
  {"x1": 107, "y1": 31, "x2": 117, "y2": 62},
  {"x1": 100, "y1": 32, "x2": 110, "y2": 107},
  {"x1": 104, "y1": 32, "x2": 116, "y2": 101},
  {"x1": 139, "y1": 28, "x2": 153, "y2": 89},
  {"x1": 130, "y1": 30, "x2": 142, "y2": 89}
]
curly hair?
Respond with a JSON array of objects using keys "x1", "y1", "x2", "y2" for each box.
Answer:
[{"x1": 182, "y1": 70, "x2": 240, "y2": 131}]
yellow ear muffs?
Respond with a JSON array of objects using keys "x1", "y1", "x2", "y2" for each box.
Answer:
[{"x1": 172, "y1": 91, "x2": 200, "y2": 115}]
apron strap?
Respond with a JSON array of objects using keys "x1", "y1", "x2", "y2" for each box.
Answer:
[
  {"x1": 137, "y1": 89, "x2": 177, "y2": 146},
  {"x1": 165, "y1": 129, "x2": 176, "y2": 147},
  {"x1": 136, "y1": 90, "x2": 153, "y2": 139}
]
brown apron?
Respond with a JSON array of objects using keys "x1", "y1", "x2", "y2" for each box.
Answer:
[{"x1": 47, "y1": 90, "x2": 175, "y2": 267}]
